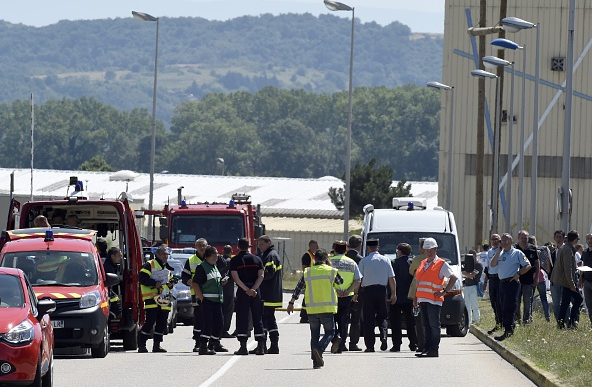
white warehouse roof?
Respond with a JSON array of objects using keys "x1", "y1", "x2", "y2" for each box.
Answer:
[{"x1": 0, "y1": 168, "x2": 438, "y2": 218}]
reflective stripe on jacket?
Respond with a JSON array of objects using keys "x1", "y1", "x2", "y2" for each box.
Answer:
[
  {"x1": 330, "y1": 254, "x2": 356, "y2": 296},
  {"x1": 187, "y1": 254, "x2": 202, "y2": 296},
  {"x1": 140, "y1": 259, "x2": 171, "y2": 310},
  {"x1": 303, "y1": 264, "x2": 338, "y2": 314},
  {"x1": 200, "y1": 261, "x2": 223, "y2": 303},
  {"x1": 415, "y1": 258, "x2": 446, "y2": 303}
]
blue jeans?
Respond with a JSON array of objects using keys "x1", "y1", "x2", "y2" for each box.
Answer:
[
  {"x1": 419, "y1": 302, "x2": 441, "y2": 353},
  {"x1": 309, "y1": 313, "x2": 334, "y2": 361},
  {"x1": 536, "y1": 281, "x2": 550, "y2": 320}
]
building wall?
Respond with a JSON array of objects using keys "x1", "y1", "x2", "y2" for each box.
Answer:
[{"x1": 443, "y1": 0, "x2": 592, "y2": 249}]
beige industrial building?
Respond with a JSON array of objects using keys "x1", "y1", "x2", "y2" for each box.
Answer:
[{"x1": 440, "y1": 0, "x2": 592, "y2": 249}]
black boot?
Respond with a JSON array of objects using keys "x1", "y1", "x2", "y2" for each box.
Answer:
[
  {"x1": 267, "y1": 341, "x2": 279, "y2": 354},
  {"x1": 234, "y1": 341, "x2": 248, "y2": 355},
  {"x1": 199, "y1": 338, "x2": 215, "y2": 355},
  {"x1": 192, "y1": 339, "x2": 200, "y2": 353},
  {"x1": 211, "y1": 339, "x2": 228, "y2": 353},
  {"x1": 250, "y1": 341, "x2": 268, "y2": 354},
  {"x1": 152, "y1": 337, "x2": 167, "y2": 353},
  {"x1": 255, "y1": 340, "x2": 266, "y2": 355},
  {"x1": 138, "y1": 332, "x2": 148, "y2": 353}
]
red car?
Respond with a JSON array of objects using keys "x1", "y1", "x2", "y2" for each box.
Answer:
[{"x1": 0, "y1": 267, "x2": 56, "y2": 386}]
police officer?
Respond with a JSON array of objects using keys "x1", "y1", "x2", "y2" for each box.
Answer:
[
  {"x1": 181, "y1": 238, "x2": 208, "y2": 352},
  {"x1": 329, "y1": 240, "x2": 361, "y2": 353},
  {"x1": 483, "y1": 234, "x2": 503, "y2": 335},
  {"x1": 138, "y1": 244, "x2": 174, "y2": 353},
  {"x1": 490, "y1": 233, "x2": 531, "y2": 341},
  {"x1": 230, "y1": 237, "x2": 265, "y2": 355},
  {"x1": 358, "y1": 239, "x2": 396, "y2": 352},
  {"x1": 258, "y1": 235, "x2": 283, "y2": 354}
]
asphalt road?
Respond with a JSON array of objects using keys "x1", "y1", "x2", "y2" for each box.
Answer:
[{"x1": 53, "y1": 296, "x2": 535, "y2": 387}]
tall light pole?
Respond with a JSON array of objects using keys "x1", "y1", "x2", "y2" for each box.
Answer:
[
  {"x1": 491, "y1": 38, "x2": 526, "y2": 232},
  {"x1": 561, "y1": 0, "x2": 576, "y2": 232},
  {"x1": 133, "y1": 10, "x2": 159, "y2": 239},
  {"x1": 324, "y1": 0, "x2": 354, "y2": 239},
  {"x1": 427, "y1": 81, "x2": 454, "y2": 210},
  {"x1": 217, "y1": 157, "x2": 225, "y2": 175},
  {"x1": 482, "y1": 57, "x2": 511, "y2": 234},
  {"x1": 501, "y1": 16, "x2": 540, "y2": 235},
  {"x1": 471, "y1": 69, "x2": 501, "y2": 233}
]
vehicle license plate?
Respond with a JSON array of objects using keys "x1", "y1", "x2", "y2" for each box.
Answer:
[{"x1": 51, "y1": 320, "x2": 64, "y2": 328}]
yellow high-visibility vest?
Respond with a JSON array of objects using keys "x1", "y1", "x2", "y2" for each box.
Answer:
[{"x1": 303, "y1": 264, "x2": 338, "y2": 314}]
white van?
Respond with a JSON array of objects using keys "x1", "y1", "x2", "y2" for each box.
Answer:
[{"x1": 361, "y1": 197, "x2": 468, "y2": 337}]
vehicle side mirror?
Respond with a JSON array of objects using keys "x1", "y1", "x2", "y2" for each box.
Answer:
[
  {"x1": 105, "y1": 273, "x2": 120, "y2": 287},
  {"x1": 37, "y1": 299, "x2": 57, "y2": 316}
]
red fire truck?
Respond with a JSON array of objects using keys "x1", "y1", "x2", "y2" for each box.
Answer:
[{"x1": 146, "y1": 193, "x2": 265, "y2": 254}]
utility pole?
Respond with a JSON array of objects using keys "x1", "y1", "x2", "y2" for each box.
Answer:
[{"x1": 475, "y1": 0, "x2": 486, "y2": 249}]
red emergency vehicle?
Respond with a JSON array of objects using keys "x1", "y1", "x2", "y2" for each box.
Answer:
[
  {"x1": 146, "y1": 193, "x2": 264, "y2": 254},
  {"x1": 2, "y1": 183, "x2": 145, "y2": 352}
]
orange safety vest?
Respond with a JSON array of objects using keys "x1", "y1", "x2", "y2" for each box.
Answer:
[{"x1": 415, "y1": 258, "x2": 446, "y2": 303}]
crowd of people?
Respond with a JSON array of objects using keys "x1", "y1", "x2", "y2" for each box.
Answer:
[
  {"x1": 133, "y1": 228, "x2": 592, "y2": 367},
  {"x1": 481, "y1": 229, "x2": 592, "y2": 342}
]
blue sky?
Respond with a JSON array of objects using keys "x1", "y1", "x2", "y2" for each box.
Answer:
[{"x1": 1, "y1": 0, "x2": 445, "y2": 33}]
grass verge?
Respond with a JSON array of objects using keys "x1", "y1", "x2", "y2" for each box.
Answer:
[{"x1": 477, "y1": 298, "x2": 592, "y2": 387}]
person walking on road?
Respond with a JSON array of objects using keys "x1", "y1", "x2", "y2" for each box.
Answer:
[
  {"x1": 413, "y1": 237, "x2": 457, "y2": 357},
  {"x1": 230, "y1": 237, "x2": 266, "y2": 355},
  {"x1": 287, "y1": 249, "x2": 343, "y2": 369},
  {"x1": 358, "y1": 239, "x2": 396, "y2": 352}
]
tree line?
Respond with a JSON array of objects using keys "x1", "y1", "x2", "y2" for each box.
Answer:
[{"x1": 0, "y1": 85, "x2": 440, "y2": 181}]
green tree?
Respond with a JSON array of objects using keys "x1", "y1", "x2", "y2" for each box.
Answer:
[
  {"x1": 78, "y1": 155, "x2": 116, "y2": 171},
  {"x1": 328, "y1": 158, "x2": 412, "y2": 217}
]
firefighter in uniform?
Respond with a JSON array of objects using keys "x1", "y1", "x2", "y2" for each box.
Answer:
[
  {"x1": 257, "y1": 235, "x2": 283, "y2": 354},
  {"x1": 181, "y1": 238, "x2": 208, "y2": 352},
  {"x1": 329, "y1": 240, "x2": 361, "y2": 353},
  {"x1": 138, "y1": 244, "x2": 174, "y2": 353},
  {"x1": 287, "y1": 249, "x2": 343, "y2": 369},
  {"x1": 230, "y1": 237, "x2": 266, "y2": 355},
  {"x1": 191, "y1": 246, "x2": 229, "y2": 355}
]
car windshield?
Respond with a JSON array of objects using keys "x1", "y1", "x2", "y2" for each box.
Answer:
[
  {"x1": 0, "y1": 274, "x2": 25, "y2": 308},
  {"x1": 1, "y1": 251, "x2": 98, "y2": 286},
  {"x1": 367, "y1": 232, "x2": 460, "y2": 265},
  {"x1": 170, "y1": 215, "x2": 244, "y2": 246}
]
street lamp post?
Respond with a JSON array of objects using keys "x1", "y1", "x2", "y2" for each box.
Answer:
[
  {"x1": 133, "y1": 10, "x2": 159, "y2": 239},
  {"x1": 561, "y1": 0, "x2": 576, "y2": 231},
  {"x1": 427, "y1": 81, "x2": 455, "y2": 210},
  {"x1": 481, "y1": 57, "x2": 512, "y2": 234},
  {"x1": 491, "y1": 38, "x2": 526, "y2": 231},
  {"x1": 217, "y1": 157, "x2": 225, "y2": 175},
  {"x1": 501, "y1": 16, "x2": 540, "y2": 235},
  {"x1": 471, "y1": 69, "x2": 502, "y2": 233},
  {"x1": 324, "y1": 0, "x2": 354, "y2": 239}
]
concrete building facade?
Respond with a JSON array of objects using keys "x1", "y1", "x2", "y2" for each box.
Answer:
[{"x1": 441, "y1": 0, "x2": 592, "y2": 249}]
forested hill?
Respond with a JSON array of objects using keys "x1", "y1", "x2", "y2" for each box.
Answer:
[{"x1": 0, "y1": 13, "x2": 443, "y2": 124}]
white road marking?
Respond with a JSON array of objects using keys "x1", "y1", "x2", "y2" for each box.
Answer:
[{"x1": 198, "y1": 313, "x2": 294, "y2": 387}]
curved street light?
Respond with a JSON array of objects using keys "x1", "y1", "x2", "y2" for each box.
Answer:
[
  {"x1": 427, "y1": 82, "x2": 454, "y2": 211},
  {"x1": 502, "y1": 16, "x2": 540, "y2": 235},
  {"x1": 471, "y1": 68, "x2": 502, "y2": 233},
  {"x1": 491, "y1": 37, "x2": 525, "y2": 232},
  {"x1": 324, "y1": 0, "x2": 354, "y2": 239}
]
